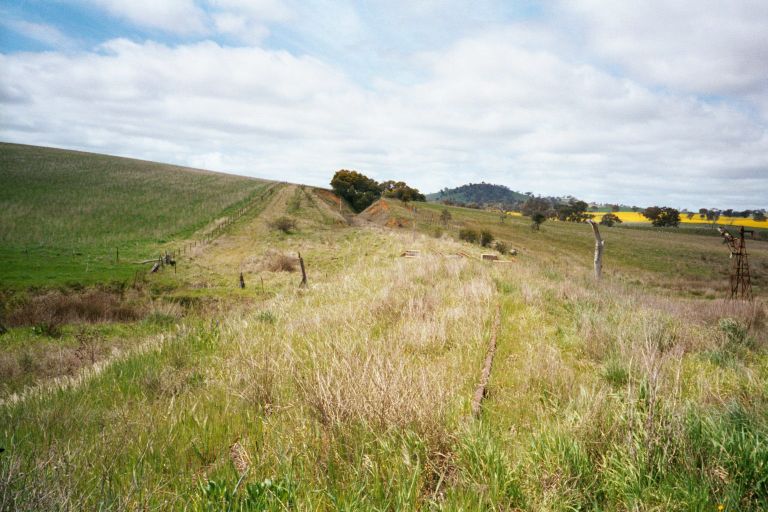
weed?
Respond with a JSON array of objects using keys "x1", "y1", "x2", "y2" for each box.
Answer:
[
  {"x1": 255, "y1": 311, "x2": 276, "y2": 323},
  {"x1": 193, "y1": 477, "x2": 296, "y2": 511}
]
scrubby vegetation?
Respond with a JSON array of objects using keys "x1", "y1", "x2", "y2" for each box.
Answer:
[{"x1": 268, "y1": 216, "x2": 297, "y2": 233}]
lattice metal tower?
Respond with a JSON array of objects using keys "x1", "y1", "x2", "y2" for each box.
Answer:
[{"x1": 717, "y1": 226, "x2": 753, "y2": 301}]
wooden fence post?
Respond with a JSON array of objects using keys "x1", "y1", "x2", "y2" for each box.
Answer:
[
  {"x1": 298, "y1": 252, "x2": 308, "y2": 288},
  {"x1": 587, "y1": 220, "x2": 604, "y2": 280}
]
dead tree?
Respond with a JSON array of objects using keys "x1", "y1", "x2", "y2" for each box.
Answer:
[
  {"x1": 587, "y1": 220, "x2": 604, "y2": 279},
  {"x1": 140, "y1": 252, "x2": 175, "y2": 274}
]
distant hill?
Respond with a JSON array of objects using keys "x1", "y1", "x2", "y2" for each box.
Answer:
[{"x1": 427, "y1": 182, "x2": 527, "y2": 207}]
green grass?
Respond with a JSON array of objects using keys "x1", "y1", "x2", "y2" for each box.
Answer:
[
  {"x1": 412, "y1": 200, "x2": 768, "y2": 298},
  {"x1": 1, "y1": 149, "x2": 766, "y2": 510},
  {"x1": 0, "y1": 143, "x2": 273, "y2": 288}
]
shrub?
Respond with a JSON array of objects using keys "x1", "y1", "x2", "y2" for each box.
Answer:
[
  {"x1": 32, "y1": 320, "x2": 63, "y2": 338},
  {"x1": 440, "y1": 208, "x2": 452, "y2": 226},
  {"x1": 8, "y1": 290, "x2": 142, "y2": 328},
  {"x1": 494, "y1": 240, "x2": 509, "y2": 255},
  {"x1": 263, "y1": 251, "x2": 297, "y2": 272},
  {"x1": 269, "y1": 216, "x2": 296, "y2": 233},
  {"x1": 459, "y1": 228, "x2": 479, "y2": 243},
  {"x1": 480, "y1": 230, "x2": 494, "y2": 247},
  {"x1": 719, "y1": 318, "x2": 755, "y2": 350}
]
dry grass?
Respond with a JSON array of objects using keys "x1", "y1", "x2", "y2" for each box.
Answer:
[
  {"x1": 261, "y1": 250, "x2": 298, "y2": 272},
  {"x1": 7, "y1": 289, "x2": 144, "y2": 329},
  {"x1": 3, "y1": 192, "x2": 767, "y2": 510},
  {"x1": 297, "y1": 348, "x2": 452, "y2": 437}
]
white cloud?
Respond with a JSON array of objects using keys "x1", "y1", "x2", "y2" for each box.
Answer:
[
  {"x1": 1, "y1": 19, "x2": 77, "y2": 49},
  {"x1": 1, "y1": 7, "x2": 767, "y2": 209},
  {"x1": 81, "y1": 0, "x2": 208, "y2": 35},
  {"x1": 557, "y1": 0, "x2": 768, "y2": 100},
  {"x1": 207, "y1": 0, "x2": 290, "y2": 21}
]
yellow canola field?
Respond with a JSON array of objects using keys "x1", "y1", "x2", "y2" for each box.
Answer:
[
  {"x1": 502, "y1": 209, "x2": 765, "y2": 228},
  {"x1": 589, "y1": 211, "x2": 767, "y2": 228}
]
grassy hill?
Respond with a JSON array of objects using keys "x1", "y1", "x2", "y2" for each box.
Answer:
[
  {"x1": 1, "y1": 147, "x2": 767, "y2": 510},
  {"x1": 0, "y1": 143, "x2": 273, "y2": 287},
  {"x1": 427, "y1": 182, "x2": 527, "y2": 206}
]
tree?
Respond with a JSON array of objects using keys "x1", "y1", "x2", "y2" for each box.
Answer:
[
  {"x1": 531, "y1": 212, "x2": 547, "y2": 230},
  {"x1": 599, "y1": 213, "x2": 622, "y2": 227},
  {"x1": 642, "y1": 206, "x2": 680, "y2": 227},
  {"x1": 611, "y1": 204, "x2": 621, "y2": 212},
  {"x1": 331, "y1": 170, "x2": 381, "y2": 213},
  {"x1": 554, "y1": 198, "x2": 589, "y2": 222},
  {"x1": 754, "y1": 212, "x2": 766, "y2": 222},
  {"x1": 521, "y1": 196, "x2": 552, "y2": 217},
  {"x1": 379, "y1": 180, "x2": 426, "y2": 202}
]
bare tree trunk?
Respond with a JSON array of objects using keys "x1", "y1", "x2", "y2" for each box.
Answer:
[{"x1": 587, "y1": 220, "x2": 604, "y2": 279}]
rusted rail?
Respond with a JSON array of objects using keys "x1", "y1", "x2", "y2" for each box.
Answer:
[{"x1": 471, "y1": 303, "x2": 501, "y2": 418}]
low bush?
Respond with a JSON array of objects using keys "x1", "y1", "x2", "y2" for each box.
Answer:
[
  {"x1": 493, "y1": 240, "x2": 509, "y2": 254},
  {"x1": 269, "y1": 216, "x2": 297, "y2": 233},
  {"x1": 262, "y1": 251, "x2": 297, "y2": 272},
  {"x1": 480, "y1": 230, "x2": 494, "y2": 247},
  {"x1": 459, "y1": 228, "x2": 479, "y2": 243}
]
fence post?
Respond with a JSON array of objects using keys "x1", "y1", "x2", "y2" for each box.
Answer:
[{"x1": 298, "y1": 252, "x2": 308, "y2": 288}]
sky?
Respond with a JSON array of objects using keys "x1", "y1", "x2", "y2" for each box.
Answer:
[{"x1": 1, "y1": 1, "x2": 766, "y2": 209}]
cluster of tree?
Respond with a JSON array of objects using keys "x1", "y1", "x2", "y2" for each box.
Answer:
[
  {"x1": 520, "y1": 195, "x2": 595, "y2": 229},
  {"x1": 432, "y1": 182, "x2": 527, "y2": 209},
  {"x1": 588, "y1": 203, "x2": 623, "y2": 212},
  {"x1": 692, "y1": 208, "x2": 766, "y2": 221},
  {"x1": 380, "y1": 180, "x2": 427, "y2": 202},
  {"x1": 330, "y1": 170, "x2": 425, "y2": 213},
  {"x1": 642, "y1": 206, "x2": 681, "y2": 227}
]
